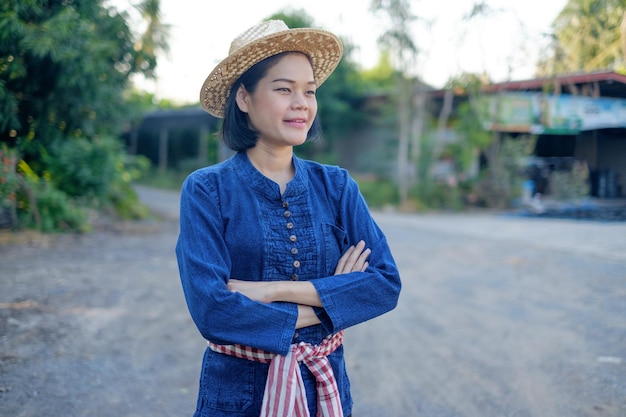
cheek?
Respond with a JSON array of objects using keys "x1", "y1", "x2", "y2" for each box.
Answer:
[{"x1": 247, "y1": 98, "x2": 279, "y2": 127}]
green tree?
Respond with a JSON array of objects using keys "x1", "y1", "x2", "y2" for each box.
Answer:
[
  {"x1": 0, "y1": 0, "x2": 164, "y2": 231},
  {"x1": 538, "y1": 0, "x2": 626, "y2": 75},
  {"x1": 370, "y1": 0, "x2": 420, "y2": 204},
  {"x1": 0, "y1": 0, "x2": 163, "y2": 151},
  {"x1": 443, "y1": 74, "x2": 491, "y2": 172},
  {"x1": 135, "y1": 0, "x2": 170, "y2": 78},
  {"x1": 361, "y1": 50, "x2": 399, "y2": 90}
]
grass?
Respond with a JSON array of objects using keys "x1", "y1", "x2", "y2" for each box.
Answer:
[{"x1": 134, "y1": 168, "x2": 189, "y2": 191}]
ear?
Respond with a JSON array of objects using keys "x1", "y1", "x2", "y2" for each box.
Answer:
[{"x1": 235, "y1": 84, "x2": 250, "y2": 114}]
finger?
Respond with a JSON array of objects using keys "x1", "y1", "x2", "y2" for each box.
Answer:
[
  {"x1": 334, "y1": 245, "x2": 355, "y2": 275},
  {"x1": 335, "y1": 241, "x2": 370, "y2": 275},
  {"x1": 352, "y1": 248, "x2": 371, "y2": 272},
  {"x1": 350, "y1": 247, "x2": 370, "y2": 272},
  {"x1": 345, "y1": 241, "x2": 366, "y2": 267},
  {"x1": 346, "y1": 240, "x2": 365, "y2": 260}
]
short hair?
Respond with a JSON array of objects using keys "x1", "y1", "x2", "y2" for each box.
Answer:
[{"x1": 221, "y1": 52, "x2": 322, "y2": 152}]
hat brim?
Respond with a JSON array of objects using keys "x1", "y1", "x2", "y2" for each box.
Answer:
[{"x1": 200, "y1": 28, "x2": 343, "y2": 118}]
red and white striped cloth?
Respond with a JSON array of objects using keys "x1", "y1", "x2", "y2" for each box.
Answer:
[{"x1": 207, "y1": 330, "x2": 345, "y2": 417}]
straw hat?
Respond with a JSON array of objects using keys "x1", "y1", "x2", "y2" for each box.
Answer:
[{"x1": 199, "y1": 20, "x2": 343, "y2": 118}]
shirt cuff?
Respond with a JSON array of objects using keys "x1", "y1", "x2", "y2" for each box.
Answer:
[{"x1": 313, "y1": 306, "x2": 334, "y2": 334}]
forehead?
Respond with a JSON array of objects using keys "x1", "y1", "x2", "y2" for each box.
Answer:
[{"x1": 265, "y1": 52, "x2": 315, "y2": 79}]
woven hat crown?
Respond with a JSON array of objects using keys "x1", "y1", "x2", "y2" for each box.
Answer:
[
  {"x1": 228, "y1": 20, "x2": 290, "y2": 55},
  {"x1": 199, "y1": 20, "x2": 343, "y2": 118}
]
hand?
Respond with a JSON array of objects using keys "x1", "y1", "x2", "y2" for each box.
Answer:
[{"x1": 334, "y1": 240, "x2": 370, "y2": 275}]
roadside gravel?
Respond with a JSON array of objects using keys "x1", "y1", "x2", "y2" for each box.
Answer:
[{"x1": 1, "y1": 186, "x2": 624, "y2": 417}]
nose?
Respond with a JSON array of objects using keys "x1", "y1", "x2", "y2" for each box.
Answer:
[{"x1": 291, "y1": 92, "x2": 309, "y2": 110}]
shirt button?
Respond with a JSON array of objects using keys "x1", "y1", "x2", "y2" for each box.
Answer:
[
  {"x1": 286, "y1": 222, "x2": 294, "y2": 229},
  {"x1": 293, "y1": 260, "x2": 300, "y2": 268},
  {"x1": 293, "y1": 332, "x2": 299, "y2": 339},
  {"x1": 289, "y1": 235, "x2": 297, "y2": 242},
  {"x1": 291, "y1": 247, "x2": 298, "y2": 255},
  {"x1": 282, "y1": 201, "x2": 289, "y2": 208},
  {"x1": 284, "y1": 211, "x2": 291, "y2": 218},
  {"x1": 291, "y1": 274, "x2": 298, "y2": 281}
]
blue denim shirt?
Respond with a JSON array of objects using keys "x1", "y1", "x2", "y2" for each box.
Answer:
[{"x1": 176, "y1": 151, "x2": 401, "y2": 417}]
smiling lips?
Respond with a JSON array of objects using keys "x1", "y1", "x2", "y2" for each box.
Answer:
[{"x1": 285, "y1": 118, "x2": 308, "y2": 128}]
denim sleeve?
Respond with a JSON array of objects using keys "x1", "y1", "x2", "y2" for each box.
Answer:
[
  {"x1": 311, "y1": 174, "x2": 402, "y2": 332},
  {"x1": 175, "y1": 172, "x2": 298, "y2": 356}
]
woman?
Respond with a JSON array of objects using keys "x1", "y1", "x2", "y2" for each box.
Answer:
[{"x1": 176, "y1": 20, "x2": 401, "y2": 417}]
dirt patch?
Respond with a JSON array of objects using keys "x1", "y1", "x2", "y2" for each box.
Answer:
[
  {"x1": 0, "y1": 216, "x2": 204, "y2": 417},
  {"x1": 2, "y1": 191, "x2": 625, "y2": 417}
]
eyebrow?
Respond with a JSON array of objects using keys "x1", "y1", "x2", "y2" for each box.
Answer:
[{"x1": 271, "y1": 78, "x2": 317, "y2": 86}]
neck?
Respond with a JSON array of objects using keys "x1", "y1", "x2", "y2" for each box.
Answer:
[{"x1": 246, "y1": 145, "x2": 294, "y2": 194}]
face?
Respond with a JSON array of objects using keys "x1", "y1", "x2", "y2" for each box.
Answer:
[{"x1": 235, "y1": 53, "x2": 317, "y2": 148}]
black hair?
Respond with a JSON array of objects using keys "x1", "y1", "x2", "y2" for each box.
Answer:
[{"x1": 221, "y1": 52, "x2": 322, "y2": 152}]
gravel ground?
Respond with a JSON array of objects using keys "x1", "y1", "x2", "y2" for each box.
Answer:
[{"x1": 1, "y1": 186, "x2": 625, "y2": 417}]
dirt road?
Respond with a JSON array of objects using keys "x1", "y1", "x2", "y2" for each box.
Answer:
[{"x1": 1, "y1": 186, "x2": 625, "y2": 417}]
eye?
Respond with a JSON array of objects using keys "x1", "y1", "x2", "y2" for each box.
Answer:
[
  {"x1": 306, "y1": 89, "x2": 316, "y2": 96},
  {"x1": 276, "y1": 87, "x2": 291, "y2": 93}
]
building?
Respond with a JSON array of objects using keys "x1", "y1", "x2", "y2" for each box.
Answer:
[
  {"x1": 124, "y1": 108, "x2": 222, "y2": 174},
  {"x1": 429, "y1": 70, "x2": 626, "y2": 199},
  {"x1": 126, "y1": 71, "x2": 625, "y2": 201}
]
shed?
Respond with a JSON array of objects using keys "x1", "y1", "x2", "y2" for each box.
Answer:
[{"x1": 127, "y1": 108, "x2": 222, "y2": 173}]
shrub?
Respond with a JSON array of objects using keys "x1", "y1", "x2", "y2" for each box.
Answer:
[
  {"x1": 21, "y1": 181, "x2": 88, "y2": 233},
  {"x1": 46, "y1": 136, "x2": 124, "y2": 203},
  {"x1": 45, "y1": 136, "x2": 150, "y2": 218},
  {"x1": 473, "y1": 175, "x2": 513, "y2": 209},
  {"x1": 0, "y1": 145, "x2": 20, "y2": 228},
  {"x1": 1, "y1": 138, "x2": 150, "y2": 232},
  {"x1": 550, "y1": 161, "x2": 590, "y2": 200},
  {"x1": 355, "y1": 177, "x2": 399, "y2": 208},
  {"x1": 420, "y1": 182, "x2": 464, "y2": 211}
]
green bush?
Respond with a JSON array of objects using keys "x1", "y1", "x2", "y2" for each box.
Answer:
[
  {"x1": 46, "y1": 137, "x2": 124, "y2": 202},
  {"x1": 45, "y1": 136, "x2": 150, "y2": 218},
  {"x1": 108, "y1": 153, "x2": 151, "y2": 219},
  {"x1": 0, "y1": 138, "x2": 151, "y2": 232},
  {"x1": 107, "y1": 181, "x2": 149, "y2": 220},
  {"x1": 550, "y1": 161, "x2": 590, "y2": 200},
  {"x1": 0, "y1": 145, "x2": 20, "y2": 229},
  {"x1": 20, "y1": 181, "x2": 88, "y2": 233},
  {"x1": 473, "y1": 175, "x2": 513, "y2": 208},
  {"x1": 355, "y1": 177, "x2": 398, "y2": 208},
  {"x1": 419, "y1": 182, "x2": 464, "y2": 211}
]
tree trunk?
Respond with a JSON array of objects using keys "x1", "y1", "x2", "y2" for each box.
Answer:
[
  {"x1": 433, "y1": 88, "x2": 454, "y2": 159},
  {"x1": 396, "y1": 77, "x2": 411, "y2": 203},
  {"x1": 409, "y1": 81, "x2": 427, "y2": 188},
  {"x1": 487, "y1": 90, "x2": 503, "y2": 182}
]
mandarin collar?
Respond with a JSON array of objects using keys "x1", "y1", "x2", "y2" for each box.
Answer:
[{"x1": 234, "y1": 151, "x2": 307, "y2": 199}]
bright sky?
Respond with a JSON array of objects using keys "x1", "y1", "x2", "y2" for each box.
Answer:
[{"x1": 116, "y1": 0, "x2": 569, "y2": 104}]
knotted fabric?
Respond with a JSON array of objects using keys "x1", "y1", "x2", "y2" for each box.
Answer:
[{"x1": 207, "y1": 330, "x2": 345, "y2": 417}]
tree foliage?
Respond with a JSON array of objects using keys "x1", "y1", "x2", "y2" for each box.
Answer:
[
  {"x1": 0, "y1": 0, "x2": 162, "y2": 153},
  {"x1": 0, "y1": 0, "x2": 163, "y2": 231},
  {"x1": 538, "y1": 0, "x2": 626, "y2": 75},
  {"x1": 360, "y1": 51, "x2": 399, "y2": 90},
  {"x1": 134, "y1": 0, "x2": 170, "y2": 78},
  {"x1": 370, "y1": 0, "x2": 421, "y2": 204},
  {"x1": 370, "y1": 0, "x2": 419, "y2": 71}
]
